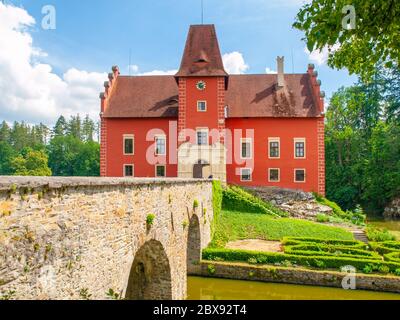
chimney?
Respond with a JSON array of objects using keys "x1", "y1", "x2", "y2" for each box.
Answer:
[{"x1": 277, "y1": 56, "x2": 285, "y2": 88}]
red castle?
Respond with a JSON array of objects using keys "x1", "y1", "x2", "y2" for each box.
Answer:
[{"x1": 100, "y1": 25, "x2": 325, "y2": 195}]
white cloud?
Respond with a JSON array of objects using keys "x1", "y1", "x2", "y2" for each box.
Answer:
[
  {"x1": 304, "y1": 44, "x2": 340, "y2": 66},
  {"x1": 222, "y1": 52, "x2": 249, "y2": 74},
  {"x1": 265, "y1": 67, "x2": 277, "y2": 74},
  {"x1": 0, "y1": 3, "x2": 106, "y2": 125},
  {"x1": 138, "y1": 69, "x2": 178, "y2": 76},
  {"x1": 127, "y1": 64, "x2": 177, "y2": 76}
]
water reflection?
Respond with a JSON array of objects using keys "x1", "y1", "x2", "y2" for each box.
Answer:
[{"x1": 188, "y1": 277, "x2": 400, "y2": 300}]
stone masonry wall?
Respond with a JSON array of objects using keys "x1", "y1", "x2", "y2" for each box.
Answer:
[{"x1": 0, "y1": 177, "x2": 214, "y2": 300}]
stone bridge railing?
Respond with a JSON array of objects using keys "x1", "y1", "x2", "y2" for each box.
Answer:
[{"x1": 0, "y1": 177, "x2": 214, "y2": 300}]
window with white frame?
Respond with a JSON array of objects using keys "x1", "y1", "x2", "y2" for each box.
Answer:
[
  {"x1": 240, "y1": 168, "x2": 252, "y2": 181},
  {"x1": 155, "y1": 165, "x2": 166, "y2": 177},
  {"x1": 294, "y1": 138, "x2": 306, "y2": 159},
  {"x1": 124, "y1": 164, "x2": 134, "y2": 177},
  {"x1": 155, "y1": 135, "x2": 166, "y2": 155},
  {"x1": 294, "y1": 169, "x2": 306, "y2": 183},
  {"x1": 196, "y1": 128, "x2": 208, "y2": 146},
  {"x1": 123, "y1": 135, "x2": 134, "y2": 155},
  {"x1": 268, "y1": 168, "x2": 280, "y2": 182},
  {"x1": 268, "y1": 138, "x2": 280, "y2": 158},
  {"x1": 241, "y1": 138, "x2": 252, "y2": 159},
  {"x1": 197, "y1": 101, "x2": 207, "y2": 112}
]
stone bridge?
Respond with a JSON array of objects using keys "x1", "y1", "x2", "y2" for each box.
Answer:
[{"x1": 0, "y1": 177, "x2": 214, "y2": 300}]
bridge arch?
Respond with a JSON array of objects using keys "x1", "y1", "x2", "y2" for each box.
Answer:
[
  {"x1": 125, "y1": 239, "x2": 172, "y2": 300},
  {"x1": 187, "y1": 214, "x2": 201, "y2": 274}
]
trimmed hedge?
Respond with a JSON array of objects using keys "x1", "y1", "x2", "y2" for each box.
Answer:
[
  {"x1": 202, "y1": 248, "x2": 400, "y2": 274},
  {"x1": 284, "y1": 244, "x2": 382, "y2": 260},
  {"x1": 282, "y1": 237, "x2": 367, "y2": 249},
  {"x1": 370, "y1": 241, "x2": 400, "y2": 255},
  {"x1": 384, "y1": 252, "x2": 400, "y2": 263},
  {"x1": 283, "y1": 249, "x2": 381, "y2": 260},
  {"x1": 222, "y1": 186, "x2": 284, "y2": 217}
]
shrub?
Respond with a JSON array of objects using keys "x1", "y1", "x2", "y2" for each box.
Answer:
[
  {"x1": 282, "y1": 260, "x2": 293, "y2": 267},
  {"x1": 212, "y1": 180, "x2": 223, "y2": 237},
  {"x1": 247, "y1": 257, "x2": 258, "y2": 264},
  {"x1": 313, "y1": 193, "x2": 366, "y2": 225},
  {"x1": 106, "y1": 289, "x2": 122, "y2": 300},
  {"x1": 363, "y1": 265, "x2": 373, "y2": 274},
  {"x1": 207, "y1": 264, "x2": 216, "y2": 275},
  {"x1": 366, "y1": 226, "x2": 396, "y2": 242},
  {"x1": 395, "y1": 269, "x2": 400, "y2": 276},
  {"x1": 378, "y1": 265, "x2": 390, "y2": 274},
  {"x1": 79, "y1": 288, "x2": 92, "y2": 300},
  {"x1": 222, "y1": 186, "x2": 283, "y2": 217},
  {"x1": 316, "y1": 213, "x2": 330, "y2": 223},
  {"x1": 315, "y1": 260, "x2": 325, "y2": 268},
  {"x1": 202, "y1": 248, "x2": 400, "y2": 275},
  {"x1": 193, "y1": 199, "x2": 199, "y2": 209},
  {"x1": 146, "y1": 214, "x2": 155, "y2": 226}
]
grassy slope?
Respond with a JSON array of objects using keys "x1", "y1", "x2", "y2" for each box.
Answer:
[{"x1": 210, "y1": 210, "x2": 354, "y2": 248}]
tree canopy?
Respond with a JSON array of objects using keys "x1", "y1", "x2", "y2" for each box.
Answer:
[
  {"x1": 325, "y1": 65, "x2": 400, "y2": 213},
  {"x1": 0, "y1": 115, "x2": 99, "y2": 177},
  {"x1": 293, "y1": 0, "x2": 400, "y2": 80}
]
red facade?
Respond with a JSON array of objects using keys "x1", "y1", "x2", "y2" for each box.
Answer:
[{"x1": 100, "y1": 25, "x2": 326, "y2": 195}]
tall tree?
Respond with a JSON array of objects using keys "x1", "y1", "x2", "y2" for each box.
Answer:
[
  {"x1": 53, "y1": 116, "x2": 67, "y2": 137},
  {"x1": 67, "y1": 114, "x2": 82, "y2": 140},
  {"x1": 82, "y1": 114, "x2": 95, "y2": 142},
  {"x1": 0, "y1": 121, "x2": 11, "y2": 143}
]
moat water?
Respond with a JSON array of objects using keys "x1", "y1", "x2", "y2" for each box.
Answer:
[
  {"x1": 367, "y1": 217, "x2": 400, "y2": 232},
  {"x1": 187, "y1": 277, "x2": 400, "y2": 300}
]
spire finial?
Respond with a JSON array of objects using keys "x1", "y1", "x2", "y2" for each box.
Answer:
[{"x1": 201, "y1": 0, "x2": 204, "y2": 24}]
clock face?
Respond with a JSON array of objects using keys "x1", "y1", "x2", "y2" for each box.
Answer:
[{"x1": 196, "y1": 80, "x2": 206, "y2": 91}]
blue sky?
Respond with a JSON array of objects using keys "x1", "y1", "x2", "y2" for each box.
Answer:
[{"x1": 1, "y1": 0, "x2": 358, "y2": 125}]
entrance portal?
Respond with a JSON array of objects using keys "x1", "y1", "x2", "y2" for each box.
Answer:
[{"x1": 193, "y1": 160, "x2": 210, "y2": 179}]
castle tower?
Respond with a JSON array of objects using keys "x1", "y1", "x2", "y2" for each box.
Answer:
[{"x1": 174, "y1": 25, "x2": 228, "y2": 181}]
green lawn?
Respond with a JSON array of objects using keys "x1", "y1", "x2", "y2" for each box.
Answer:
[{"x1": 210, "y1": 210, "x2": 354, "y2": 248}]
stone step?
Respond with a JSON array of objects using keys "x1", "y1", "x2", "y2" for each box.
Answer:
[{"x1": 352, "y1": 230, "x2": 369, "y2": 243}]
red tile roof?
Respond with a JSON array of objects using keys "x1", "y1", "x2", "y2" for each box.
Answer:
[
  {"x1": 103, "y1": 73, "x2": 320, "y2": 118},
  {"x1": 226, "y1": 74, "x2": 318, "y2": 118},
  {"x1": 175, "y1": 25, "x2": 228, "y2": 78},
  {"x1": 104, "y1": 76, "x2": 179, "y2": 118}
]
